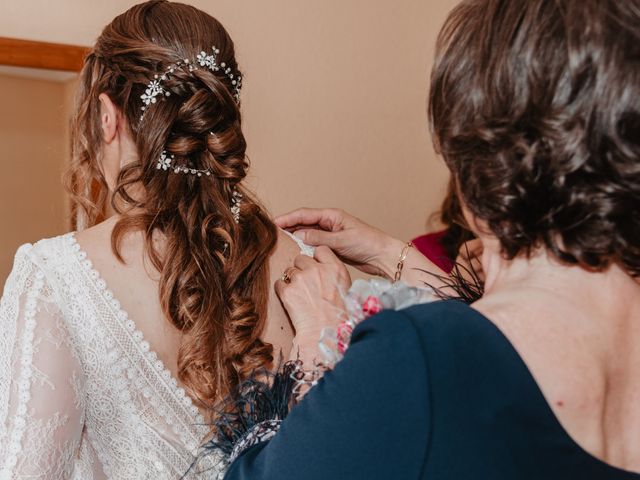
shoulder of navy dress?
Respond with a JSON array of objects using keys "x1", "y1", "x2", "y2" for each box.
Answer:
[
  {"x1": 398, "y1": 299, "x2": 520, "y2": 366},
  {"x1": 350, "y1": 299, "x2": 499, "y2": 365},
  {"x1": 393, "y1": 299, "x2": 537, "y2": 402},
  {"x1": 387, "y1": 300, "x2": 635, "y2": 480}
]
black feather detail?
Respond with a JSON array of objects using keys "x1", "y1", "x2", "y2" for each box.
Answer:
[
  {"x1": 420, "y1": 253, "x2": 485, "y2": 304},
  {"x1": 188, "y1": 360, "x2": 301, "y2": 475}
]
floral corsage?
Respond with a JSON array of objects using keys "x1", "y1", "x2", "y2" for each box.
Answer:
[{"x1": 317, "y1": 278, "x2": 436, "y2": 367}]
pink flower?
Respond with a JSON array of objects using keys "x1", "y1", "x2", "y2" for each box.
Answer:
[
  {"x1": 362, "y1": 295, "x2": 383, "y2": 318},
  {"x1": 336, "y1": 322, "x2": 354, "y2": 354}
]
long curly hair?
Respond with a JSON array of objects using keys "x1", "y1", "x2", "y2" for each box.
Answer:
[
  {"x1": 66, "y1": 0, "x2": 277, "y2": 406},
  {"x1": 429, "y1": 0, "x2": 640, "y2": 276}
]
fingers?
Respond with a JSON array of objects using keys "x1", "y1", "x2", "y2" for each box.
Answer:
[
  {"x1": 293, "y1": 254, "x2": 316, "y2": 270},
  {"x1": 292, "y1": 228, "x2": 341, "y2": 248},
  {"x1": 275, "y1": 250, "x2": 352, "y2": 310},
  {"x1": 275, "y1": 208, "x2": 344, "y2": 232},
  {"x1": 275, "y1": 266, "x2": 301, "y2": 300},
  {"x1": 282, "y1": 266, "x2": 301, "y2": 283},
  {"x1": 274, "y1": 277, "x2": 288, "y2": 301},
  {"x1": 313, "y1": 245, "x2": 341, "y2": 265},
  {"x1": 315, "y1": 246, "x2": 352, "y2": 290}
]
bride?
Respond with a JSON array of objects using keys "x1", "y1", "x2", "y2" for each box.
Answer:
[{"x1": 0, "y1": 1, "x2": 315, "y2": 478}]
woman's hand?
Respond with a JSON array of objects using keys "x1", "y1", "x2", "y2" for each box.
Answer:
[
  {"x1": 277, "y1": 207, "x2": 451, "y2": 291},
  {"x1": 276, "y1": 208, "x2": 405, "y2": 279},
  {"x1": 275, "y1": 246, "x2": 352, "y2": 364}
]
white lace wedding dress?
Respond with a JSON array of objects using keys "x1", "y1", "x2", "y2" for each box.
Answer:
[{"x1": 0, "y1": 231, "x2": 312, "y2": 479}]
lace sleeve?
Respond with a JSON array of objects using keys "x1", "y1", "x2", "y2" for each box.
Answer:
[{"x1": 0, "y1": 245, "x2": 86, "y2": 479}]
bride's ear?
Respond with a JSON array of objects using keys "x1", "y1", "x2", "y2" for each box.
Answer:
[{"x1": 98, "y1": 93, "x2": 120, "y2": 144}]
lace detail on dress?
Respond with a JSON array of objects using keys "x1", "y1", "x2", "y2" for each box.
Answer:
[
  {"x1": 2, "y1": 262, "x2": 44, "y2": 475},
  {"x1": 68, "y1": 235, "x2": 206, "y2": 450},
  {"x1": 0, "y1": 235, "x2": 226, "y2": 479},
  {"x1": 0, "y1": 245, "x2": 85, "y2": 479}
]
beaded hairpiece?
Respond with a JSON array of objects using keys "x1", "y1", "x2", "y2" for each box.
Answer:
[
  {"x1": 143, "y1": 46, "x2": 244, "y2": 223},
  {"x1": 155, "y1": 150, "x2": 243, "y2": 224},
  {"x1": 140, "y1": 46, "x2": 242, "y2": 121}
]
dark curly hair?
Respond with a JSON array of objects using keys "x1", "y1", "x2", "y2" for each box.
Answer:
[
  {"x1": 435, "y1": 176, "x2": 475, "y2": 261},
  {"x1": 429, "y1": 0, "x2": 640, "y2": 276},
  {"x1": 67, "y1": 0, "x2": 277, "y2": 407}
]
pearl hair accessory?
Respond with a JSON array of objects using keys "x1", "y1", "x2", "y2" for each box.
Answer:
[
  {"x1": 140, "y1": 45, "x2": 242, "y2": 121},
  {"x1": 146, "y1": 47, "x2": 244, "y2": 223},
  {"x1": 156, "y1": 150, "x2": 213, "y2": 177},
  {"x1": 155, "y1": 151, "x2": 243, "y2": 224},
  {"x1": 144, "y1": 46, "x2": 242, "y2": 176}
]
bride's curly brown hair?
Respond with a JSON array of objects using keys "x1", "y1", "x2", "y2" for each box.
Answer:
[{"x1": 66, "y1": 0, "x2": 277, "y2": 406}]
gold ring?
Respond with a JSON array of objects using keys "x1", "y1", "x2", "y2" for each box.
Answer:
[{"x1": 281, "y1": 267, "x2": 297, "y2": 284}]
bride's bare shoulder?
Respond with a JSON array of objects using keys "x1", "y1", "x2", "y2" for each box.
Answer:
[
  {"x1": 270, "y1": 229, "x2": 308, "y2": 272},
  {"x1": 74, "y1": 216, "x2": 146, "y2": 268},
  {"x1": 73, "y1": 216, "x2": 118, "y2": 245}
]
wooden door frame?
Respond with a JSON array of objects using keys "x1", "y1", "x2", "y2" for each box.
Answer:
[{"x1": 0, "y1": 37, "x2": 88, "y2": 72}]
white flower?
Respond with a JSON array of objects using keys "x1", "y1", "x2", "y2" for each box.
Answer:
[
  {"x1": 141, "y1": 79, "x2": 164, "y2": 106},
  {"x1": 197, "y1": 51, "x2": 217, "y2": 69},
  {"x1": 156, "y1": 151, "x2": 173, "y2": 171}
]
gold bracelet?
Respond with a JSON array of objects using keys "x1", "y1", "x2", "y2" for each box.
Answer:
[{"x1": 393, "y1": 242, "x2": 414, "y2": 283}]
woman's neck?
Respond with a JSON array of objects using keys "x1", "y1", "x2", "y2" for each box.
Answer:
[
  {"x1": 479, "y1": 242, "x2": 640, "y2": 330},
  {"x1": 475, "y1": 244, "x2": 640, "y2": 470}
]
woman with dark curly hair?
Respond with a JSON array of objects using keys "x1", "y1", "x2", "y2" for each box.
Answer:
[{"x1": 213, "y1": 0, "x2": 640, "y2": 478}]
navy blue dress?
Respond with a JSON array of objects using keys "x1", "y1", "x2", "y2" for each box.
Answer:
[{"x1": 225, "y1": 300, "x2": 640, "y2": 479}]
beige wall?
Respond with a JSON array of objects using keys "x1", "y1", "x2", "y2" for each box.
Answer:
[
  {"x1": 231, "y1": 1, "x2": 457, "y2": 241},
  {"x1": 0, "y1": 0, "x2": 460, "y2": 287},
  {"x1": 0, "y1": 74, "x2": 69, "y2": 288}
]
